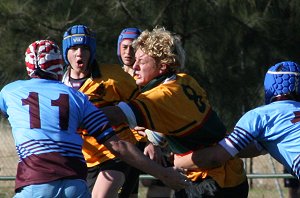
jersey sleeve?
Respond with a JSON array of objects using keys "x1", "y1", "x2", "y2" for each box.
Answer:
[
  {"x1": 219, "y1": 110, "x2": 263, "y2": 156},
  {"x1": 81, "y1": 95, "x2": 116, "y2": 144}
]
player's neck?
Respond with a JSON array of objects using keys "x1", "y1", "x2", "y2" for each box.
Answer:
[{"x1": 70, "y1": 69, "x2": 90, "y2": 79}]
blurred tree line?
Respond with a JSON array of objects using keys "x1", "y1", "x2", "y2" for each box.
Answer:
[{"x1": 0, "y1": 0, "x2": 300, "y2": 129}]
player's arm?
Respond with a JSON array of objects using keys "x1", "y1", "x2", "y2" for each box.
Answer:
[
  {"x1": 237, "y1": 141, "x2": 268, "y2": 158},
  {"x1": 174, "y1": 137, "x2": 267, "y2": 169},
  {"x1": 101, "y1": 133, "x2": 189, "y2": 190},
  {"x1": 85, "y1": 108, "x2": 189, "y2": 190},
  {"x1": 174, "y1": 144, "x2": 232, "y2": 169}
]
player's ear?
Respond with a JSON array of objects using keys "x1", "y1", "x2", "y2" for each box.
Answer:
[
  {"x1": 160, "y1": 63, "x2": 167, "y2": 70},
  {"x1": 159, "y1": 63, "x2": 169, "y2": 74}
]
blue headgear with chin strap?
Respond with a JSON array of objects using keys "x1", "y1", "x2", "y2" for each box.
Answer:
[
  {"x1": 117, "y1": 27, "x2": 141, "y2": 65},
  {"x1": 264, "y1": 61, "x2": 300, "y2": 104},
  {"x1": 62, "y1": 24, "x2": 96, "y2": 66}
]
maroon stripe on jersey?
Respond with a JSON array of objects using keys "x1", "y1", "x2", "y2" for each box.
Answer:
[{"x1": 15, "y1": 152, "x2": 87, "y2": 191}]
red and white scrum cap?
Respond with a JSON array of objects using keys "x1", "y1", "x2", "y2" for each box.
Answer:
[{"x1": 25, "y1": 40, "x2": 64, "y2": 80}]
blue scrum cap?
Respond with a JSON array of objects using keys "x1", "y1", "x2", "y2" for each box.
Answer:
[
  {"x1": 264, "y1": 61, "x2": 300, "y2": 104},
  {"x1": 117, "y1": 27, "x2": 141, "y2": 65},
  {"x1": 62, "y1": 24, "x2": 96, "y2": 66}
]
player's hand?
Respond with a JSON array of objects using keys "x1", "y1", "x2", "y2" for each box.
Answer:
[
  {"x1": 158, "y1": 166, "x2": 191, "y2": 190},
  {"x1": 134, "y1": 126, "x2": 147, "y2": 136},
  {"x1": 143, "y1": 142, "x2": 166, "y2": 166}
]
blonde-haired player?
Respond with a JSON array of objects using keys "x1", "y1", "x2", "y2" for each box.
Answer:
[{"x1": 102, "y1": 27, "x2": 249, "y2": 197}]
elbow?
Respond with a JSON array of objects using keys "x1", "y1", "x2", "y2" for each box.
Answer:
[
  {"x1": 103, "y1": 137, "x2": 124, "y2": 158},
  {"x1": 191, "y1": 146, "x2": 230, "y2": 169},
  {"x1": 107, "y1": 140, "x2": 122, "y2": 157}
]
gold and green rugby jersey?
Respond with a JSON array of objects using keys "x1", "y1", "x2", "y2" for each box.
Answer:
[
  {"x1": 78, "y1": 64, "x2": 140, "y2": 167},
  {"x1": 128, "y1": 73, "x2": 246, "y2": 187}
]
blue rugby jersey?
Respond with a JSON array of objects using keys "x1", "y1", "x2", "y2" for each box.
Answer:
[
  {"x1": 220, "y1": 100, "x2": 300, "y2": 178},
  {"x1": 0, "y1": 78, "x2": 115, "y2": 190}
]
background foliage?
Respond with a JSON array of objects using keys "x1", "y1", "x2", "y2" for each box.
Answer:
[{"x1": 1, "y1": 0, "x2": 300, "y2": 130}]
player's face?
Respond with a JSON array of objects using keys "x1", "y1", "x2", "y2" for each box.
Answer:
[
  {"x1": 120, "y1": 39, "x2": 135, "y2": 66},
  {"x1": 133, "y1": 48, "x2": 162, "y2": 86},
  {"x1": 67, "y1": 45, "x2": 91, "y2": 75}
]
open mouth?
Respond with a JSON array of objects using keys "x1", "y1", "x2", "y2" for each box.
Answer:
[
  {"x1": 134, "y1": 73, "x2": 141, "y2": 79},
  {"x1": 76, "y1": 60, "x2": 84, "y2": 67}
]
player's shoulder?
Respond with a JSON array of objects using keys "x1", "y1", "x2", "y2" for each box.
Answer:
[
  {"x1": 241, "y1": 105, "x2": 270, "y2": 123},
  {"x1": 160, "y1": 73, "x2": 202, "y2": 90},
  {"x1": 99, "y1": 63, "x2": 125, "y2": 75},
  {"x1": 140, "y1": 83, "x2": 175, "y2": 101},
  {"x1": 68, "y1": 87, "x2": 90, "y2": 105},
  {"x1": 176, "y1": 73, "x2": 207, "y2": 93},
  {"x1": 176, "y1": 73, "x2": 201, "y2": 85},
  {"x1": 1, "y1": 79, "x2": 29, "y2": 92},
  {"x1": 176, "y1": 72, "x2": 193, "y2": 79},
  {"x1": 98, "y1": 63, "x2": 136, "y2": 84}
]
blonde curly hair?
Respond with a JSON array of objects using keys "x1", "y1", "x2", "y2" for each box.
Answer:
[{"x1": 133, "y1": 27, "x2": 185, "y2": 72}]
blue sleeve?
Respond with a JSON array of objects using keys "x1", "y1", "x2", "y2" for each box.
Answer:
[
  {"x1": 81, "y1": 97, "x2": 116, "y2": 143},
  {"x1": 224, "y1": 110, "x2": 263, "y2": 152}
]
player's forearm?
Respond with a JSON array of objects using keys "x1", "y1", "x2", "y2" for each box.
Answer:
[
  {"x1": 237, "y1": 141, "x2": 267, "y2": 158},
  {"x1": 105, "y1": 138, "x2": 191, "y2": 189},
  {"x1": 107, "y1": 138, "x2": 167, "y2": 179},
  {"x1": 174, "y1": 154, "x2": 199, "y2": 169},
  {"x1": 174, "y1": 145, "x2": 231, "y2": 169},
  {"x1": 192, "y1": 145, "x2": 232, "y2": 168}
]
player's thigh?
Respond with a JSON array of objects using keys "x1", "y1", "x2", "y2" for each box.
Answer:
[
  {"x1": 92, "y1": 170, "x2": 126, "y2": 197},
  {"x1": 119, "y1": 166, "x2": 141, "y2": 197},
  {"x1": 87, "y1": 165, "x2": 102, "y2": 191},
  {"x1": 87, "y1": 159, "x2": 128, "y2": 191},
  {"x1": 90, "y1": 159, "x2": 130, "y2": 197}
]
